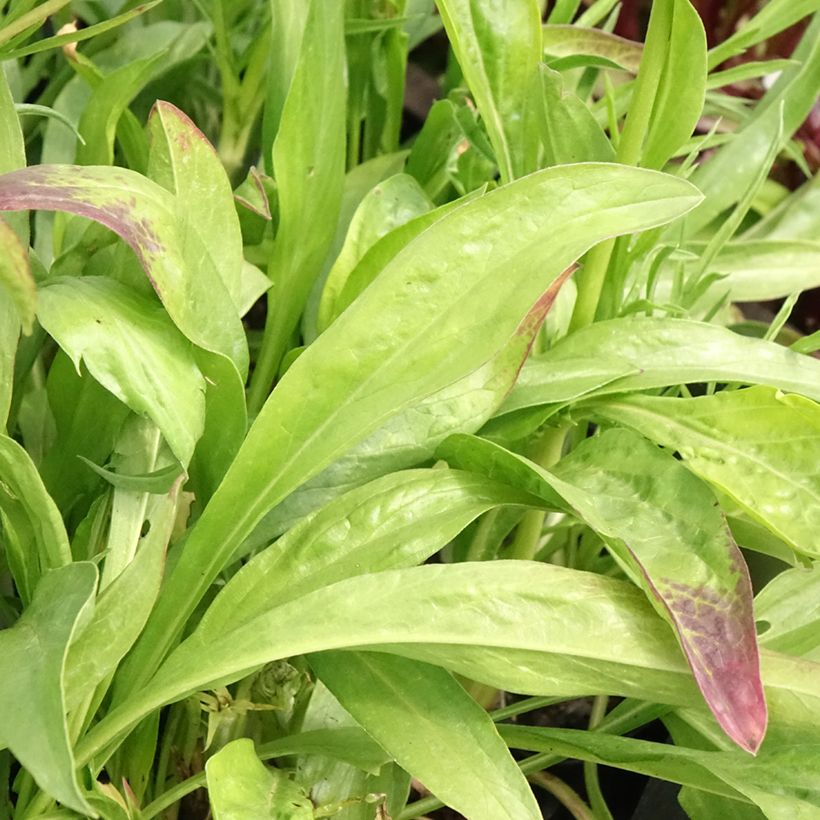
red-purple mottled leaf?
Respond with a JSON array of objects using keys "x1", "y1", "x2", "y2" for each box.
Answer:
[
  {"x1": 0, "y1": 164, "x2": 248, "y2": 376},
  {"x1": 439, "y1": 430, "x2": 767, "y2": 753}
]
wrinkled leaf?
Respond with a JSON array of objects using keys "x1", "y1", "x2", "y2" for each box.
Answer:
[
  {"x1": 115, "y1": 163, "x2": 701, "y2": 694},
  {"x1": 593, "y1": 387, "x2": 820, "y2": 558},
  {"x1": 440, "y1": 431, "x2": 766, "y2": 752}
]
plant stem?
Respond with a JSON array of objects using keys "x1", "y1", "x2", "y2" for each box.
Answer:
[
  {"x1": 528, "y1": 770, "x2": 595, "y2": 820},
  {"x1": 507, "y1": 426, "x2": 567, "y2": 560},
  {"x1": 584, "y1": 696, "x2": 614, "y2": 820},
  {"x1": 490, "y1": 695, "x2": 566, "y2": 723},
  {"x1": 568, "y1": 0, "x2": 673, "y2": 332}
]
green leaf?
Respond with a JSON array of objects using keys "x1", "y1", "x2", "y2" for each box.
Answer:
[
  {"x1": 37, "y1": 277, "x2": 206, "y2": 467},
  {"x1": 439, "y1": 431, "x2": 766, "y2": 752},
  {"x1": 0, "y1": 65, "x2": 27, "y2": 246},
  {"x1": 689, "y1": 239, "x2": 820, "y2": 301},
  {"x1": 641, "y1": 0, "x2": 707, "y2": 170},
  {"x1": 748, "y1": 176, "x2": 820, "y2": 242},
  {"x1": 77, "y1": 457, "x2": 182, "y2": 494},
  {"x1": 592, "y1": 387, "x2": 820, "y2": 558},
  {"x1": 0, "y1": 164, "x2": 248, "y2": 375},
  {"x1": 499, "y1": 316, "x2": 820, "y2": 417},
  {"x1": 0, "y1": 1, "x2": 162, "y2": 59},
  {"x1": 535, "y1": 65, "x2": 615, "y2": 165},
  {"x1": 0, "y1": 563, "x2": 97, "y2": 815},
  {"x1": 147, "y1": 101, "x2": 246, "y2": 318},
  {"x1": 311, "y1": 652, "x2": 541, "y2": 820},
  {"x1": 435, "y1": 0, "x2": 543, "y2": 182},
  {"x1": 252, "y1": 0, "x2": 347, "y2": 392},
  {"x1": 113, "y1": 163, "x2": 702, "y2": 702},
  {"x1": 501, "y1": 726, "x2": 820, "y2": 816},
  {"x1": 206, "y1": 738, "x2": 313, "y2": 820},
  {"x1": 75, "y1": 52, "x2": 166, "y2": 167},
  {"x1": 542, "y1": 24, "x2": 642, "y2": 73},
  {"x1": 755, "y1": 563, "x2": 820, "y2": 659},
  {"x1": 0, "y1": 434, "x2": 72, "y2": 603},
  {"x1": 686, "y1": 14, "x2": 820, "y2": 236},
  {"x1": 317, "y1": 173, "x2": 433, "y2": 333},
  {"x1": 64, "y1": 487, "x2": 179, "y2": 713},
  {"x1": 201, "y1": 468, "x2": 538, "y2": 633}
]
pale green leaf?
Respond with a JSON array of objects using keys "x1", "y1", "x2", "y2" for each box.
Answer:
[
  {"x1": 0, "y1": 563, "x2": 97, "y2": 815},
  {"x1": 592, "y1": 387, "x2": 820, "y2": 557},
  {"x1": 312, "y1": 652, "x2": 541, "y2": 820},
  {"x1": 206, "y1": 738, "x2": 313, "y2": 820},
  {"x1": 37, "y1": 277, "x2": 206, "y2": 467}
]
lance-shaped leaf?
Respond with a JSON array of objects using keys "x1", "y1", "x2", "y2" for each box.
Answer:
[
  {"x1": 499, "y1": 316, "x2": 820, "y2": 417},
  {"x1": 0, "y1": 563, "x2": 97, "y2": 815},
  {"x1": 201, "y1": 468, "x2": 539, "y2": 635},
  {"x1": 501, "y1": 726, "x2": 820, "y2": 816},
  {"x1": 251, "y1": 268, "x2": 570, "y2": 542},
  {"x1": 311, "y1": 652, "x2": 541, "y2": 820},
  {"x1": 439, "y1": 431, "x2": 766, "y2": 752},
  {"x1": 37, "y1": 277, "x2": 205, "y2": 467},
  {"x1": 435, "y1": 0, "x2": 542, "y2": 182},
  {"x1": 592, "y1": 387, "x2": 820, "y2": 558},
  {"x1": 0, "y1": 434, "x2": 72, "y2": 604},
  {"x1": 255, "y1": 0, "x2": 346, "y2": 386},
  {"x1": 112, "y1": 163, "x2": 701, "y2": 701},
  {"x1": 206, "y1": 738, "x2": 313, "y2": 820},
  {"x1": 0, "y1": 164, "x2": 248, "y2": 375}
]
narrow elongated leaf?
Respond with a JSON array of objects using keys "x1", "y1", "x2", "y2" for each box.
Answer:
[
  {"x1": 311, "y1": 652, "x2": 541, "y2": 820},
  {"x1": 64, "y1": 490, "x2": 178, "y2": 712},
  {"x1": 257, "y1": 0, "x2": 346, "y2": 382},
  {"x1": 689, "y1": 239, "x2": 820, "y2": 301},
  {"x1": 0, "y1": 164, "x2": 248, "y2": 375},
  {"x1": 439, "y1": 431, "x2": 766, "y2": 752},
  {"x1": 0, "y1": 563, "x2": 97, "y2": 815},
  {"x1": 0, "y1": 434, "x2": 71, "y2": 603},
  {"x1": 593, "y1": 387, "x2": 820, "y2": 557},
  {"x1": 0, "y1": 66, "x2": 27, "y2": 245},
  {"x1": 686, "y1": 14, "x2": 820, "y2": 236},
  {"x1": 37, "y1": 277, "x2": 206, "y2": 467},
  {"x1": 206, "y1": 738, "x2": 313, "y2": 820},
  {"x1": 202, "y1": 469, "x2": 538, "y2": 633},
  {"x1": 641, "y1": 0, "x2": 707, "y2": 170},
  {"x1": 112, "y1": 163, "x2": 701, "y2": 699},
  {"x1": 501, "y1": 726, "x2": 820, "y2": 815},
  {"x1": 748, "y1": 175, "x2": 820, "y2": 242},
  {"x1": 500, "y1": 316, "x2": 820, "y2": 416},
  {"x1": 77, "y1": 457, "x2": 182, "y2": 494},
  {"x1": 252, "y1": 269, "x2": 570, "y2": 540},
  {"x1": 535, "y1": 65, "x2": 615, "y2": 165},
  {"x1": 435, "y1": 0, "x2": 542, "y2": 182}
]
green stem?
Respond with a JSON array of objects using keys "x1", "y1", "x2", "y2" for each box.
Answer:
[
  {"x1": 246, "y1": 299, "x2": 291, "y2": 417},
  {"x1": 465, "y1": 509, "x2": 501, "y2": 561},
  {"x1": 584, "y1": 696, "x2": 614, "y2": 820},
  {"x1": 507, "y1": 426, "x2": 567, "y2": 560},
  {"x1": 568, "y1": 0, "x2": 673, "y2": 332},
  {"x1": 528, "y1": 771, "x2": 595, "y2": 820}
]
